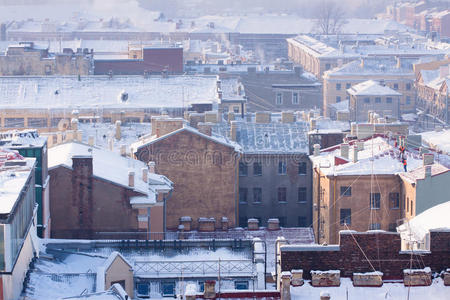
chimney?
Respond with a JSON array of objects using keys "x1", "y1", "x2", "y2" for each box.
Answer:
[
  {"x1": 423, "y1": 153, "x2": 434, "y2": 166},
  {"x1": 396, "y1": 56, "x2": 401, "y2": 68},
  {"x1": 120, "y1": 144, "x2": 127, "y2": 156},
  {"x1": 255, "y1": 111, "x2": 271, "y2": 123},
  {"x1": 320, "y1": 291, "x2": 331, "y2": 300},
  {"x1": 72, "y1": 155, "x2": 93, "y2": 179},
  {"x1": 71, "y1": 118, "x2": 79, "y2": 131},
  {"x1": 247, "y1": 218, "x2": 259, "y2": 230},
  {"x1": 227, "y1": 111, "x2": 235, "y2": 123},
  {"x1": 88, "y1": 135, "x2": 94, "y2": 146},
  {"x1": 310, "y1": 118, "x2": 317, "y2": 130},
  {"x1": 128, "y1": 171, "x2": 135, "y2": 188},
  {"x1": 356, "y1": 141, "x2": 364, "y2": 151},
  {"x1": 115, "y1": 120, "x2": 121, "y2": 140},
  {"x1": 198, "y1": 122, "x2": 213, "y2": 136},
  {"x1": 340, "y1": 143, "x2": 349, "y2": 159},
  {"x1": 203, "y1": 280, "x2": 216, "y2": 299},
  {"x1": 142, "y1": 167, "x2": 148, "y2": 183},
  {"x1": 148, "y1": 161, "x2": 156, "y2": 173},
  {"x1": 281, "y1": 111, "x2": 294, "y2": 123},
  {"x1": 280, "y1": 271, "x2": 291, "y2": 300},
  {"x1": 204, "y1": 111, "x2": 219, "y2": 123},
  {"x1": 76, "y1": 130, "x2": 83, "y2": 142},
  {"x1": 108, "y1": 138, "x2": 114, "y2": 151},
  {"x1": 268, "y1": 218, "x2": 280, "y2": 231},
  {"x1": 352, "y1": 145, "x2": 358, "y2": 163},
  {"x1": 425, "y1": 165, "x2": 432, "y2": 178},
  {"x1": 313, "y1": 144, "x2": 321, "y2": 156},
  {"x1": 230, "y1": 120, "x2": 238, "y2": 141},
  {"x1": 360, "y1": 58, "x2": 364, "y2": 68},
  {"x1": 440, "y1": 65, "x2": 449, "y2": 78}
]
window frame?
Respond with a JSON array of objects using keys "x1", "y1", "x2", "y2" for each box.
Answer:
[
  {"x1": 336, "y1": 83, "x2": 341, "y2": 91},
  {"x1": 235, "y1": 281, "x2": 249, "y2": 290},
  {"x1": 161, "y1": 281, "x2": 176, "y2": 297},
  {"x1": 253, "y1": 162, "x2": 262, "y2": 176},
  {"x1": 239, "y1": 162, "x2": 248, "y2": 176},
  {"x1": 292, "y1": 92, "x2": 299, "y2": 104},
  {"x1": 278, "y1": 161, "x2": 287, "y2": 175},
  {"x1": 276, "y1": 93, "x2": 283, "y2": 105},
  {"x1": 298, "y1": 187, "x2": 307, "y2": 203},
  {"x1": 389, "y1": 192, "x2": 400, "y2": 209},
  {"x1": 239, "y1": 188, "x2": 248, "y2": 204},
  {"x1": 253, "y1": 187, "x2": 262, "y2": 204},
  {"x1": 364, "y1": 97, "x2": 370, "y2": 104},
  {"x1": 370, "y1": 193, "x2": 381, "y2": 209},
  {"x1": 336, "y1": 96, "x2": 341, "y2": 103},
  {"x1": 340, "y1": 208, "x2": 351, "y2": 225},
  {"x1": 340, "y1": 186, "x2": 351, "y2": 197},
  {"x1": 278, "y1": 187, "x2": 287, "y2": 203},
  {"x1": 386, "y1": 97, "x2": 393, "y2": 103},
  {"x1": 298, "y1": 162, "x2": 307, "y2": 175}
]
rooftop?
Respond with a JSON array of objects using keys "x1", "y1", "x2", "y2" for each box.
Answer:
[
  {"x1": 310, "y1": 136, "x2": 424, "y2": 176},
  {"x1": 48, "y1": 142, "x2": 172, "y2": 201},
  {"x1": 421, "y1": 129, "x2": 450, "y2": 155},
  {"x1": 400, "y1": 164, "x2": 449, "y2": 183},
  {"x1": 0, "y1": 129, "x2": 47, "y2": 148},
  {"x1": 0, "y1": 75, "x2": 218, "y2": 110},
  {"x1": 347, "y1": 80, "x2": 402, "y2": 96},
  {"x1": 0, "y1": 151, "x2": 35, "y2": 215},
  {"x1": 397, "y1": 201, "x2": 450, "y2": 243},
  {"x1": 326, "y1": 57, "x2": 417, "y2": 77},
  {"x1": 212, "y1": 120, "x2": 309, "y2": 154}
]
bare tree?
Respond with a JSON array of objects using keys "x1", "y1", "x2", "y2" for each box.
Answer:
[{"x1": 314, "y1": 0, "x2": 347, "y2": 35}]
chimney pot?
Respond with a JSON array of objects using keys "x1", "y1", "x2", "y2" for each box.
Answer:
[
  {"x1": 313, "y1": 144, "x2": 321, "y2": 156},
  {"x1": 148, "y1": 161, "x2": 156, "y2": 173}
]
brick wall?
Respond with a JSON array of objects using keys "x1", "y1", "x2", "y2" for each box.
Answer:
[
  {"x1": 135, "y1": 129, "x2": 238, "y2": 230},
  {"x1": 281, "y1": 230, "x2": 450, "y2": 280}
]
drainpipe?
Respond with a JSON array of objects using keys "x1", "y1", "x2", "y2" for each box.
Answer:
[
  {"x1": 163, "y1": 189, "x2": 173, "y2": 239},
  {"x1": 234, "y1": 152, "x2": 241, "y2": 227}
]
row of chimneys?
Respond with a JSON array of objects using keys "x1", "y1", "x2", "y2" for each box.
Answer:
[{"x1": 128, "y1": 161, "x2": 156, "y2": 188}]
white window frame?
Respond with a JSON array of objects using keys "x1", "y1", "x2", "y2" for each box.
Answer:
[
  {"x1": 276, "y1": 93, "x2": 283, "y2": 105},
  {"x1": 292, "y1": 92, "x2": 299, "y2": 104}
]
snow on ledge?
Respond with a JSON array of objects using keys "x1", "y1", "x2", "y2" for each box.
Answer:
[
  {"x1": 311, "y1": 270, "x2": 340, "y2": 275},
  {"x1": 403, "y1": 267, "x2": 431, "y2": 274},
  {"x1": 353, "y1": 271, "x2": 383, "y2": 276},
  {"x1": 281, "y1": 244, "x2": 340, "y2": 252}
]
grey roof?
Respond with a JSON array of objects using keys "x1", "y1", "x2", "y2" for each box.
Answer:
[{"x1": 212, "y1": 121, "x2": 309, "y2": 154}]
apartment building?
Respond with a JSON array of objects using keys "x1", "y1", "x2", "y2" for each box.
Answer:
[
  {"x1": 323, "y1": 57, "x2": 416, "y2": 117},
  {"x1": 348, "y1": 80, "x2": 402, "y2": 122},
  {"x1": 48, "y1": 141, "x2": 172, "y2": 239},
  {"x1": 212, "y1": 111, "x2": 312, "y2": 228},
  {"x1": 0, "y1": 42, "x2": 93, "y2": 75},
  {"x1": 416, "y1": 63, "x2": 450, "y2": 124},
  {"x1": 0, "y1": 153, "x2": 38, "y2": 300},
  {"x1": 0, "y1": 130, "x2": 50, "y2": 238},
  {"x1": 132, "y1": 115, "x2": 240, "y2": 231},
  {"x1": 309, "y1": 136, "x2": 447, "y2": 244}
]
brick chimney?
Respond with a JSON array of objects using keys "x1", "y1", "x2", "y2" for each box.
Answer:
[
  {"x1": 198, "y1": 122, "x2": 213, "y2": 136},
  {"x1": 423, "y1": 153, "x2": 434, "y2": 166},
  {"x1": 128, "y1": 171, "x2": 135, "y2": 188},
  {"x1": 72, "y1": 155, "x2": 93, "y2": 178},
  {"x1": 281, "y1": 111, "x2": 294, "y2": 123},
  {"x1": 151, "y1": 115, "x2": 184, "y2": 138},
  {"x1": 255, "y1": 111, "x2": 271, "y2": 123}
]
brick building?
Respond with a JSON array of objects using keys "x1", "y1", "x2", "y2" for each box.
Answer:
[
  {"x1": 94, "y1": 46, "x2": 183, "y2": 75},
  {"x1": 309, "y1": 136, "x2": 447, "y2": 244},
  {"x1": 279, "y1": 229, "x2": 450, "y2": 281},
  {"x1": 0, "y1": 42, "x2": 93, "y2": 76},
  {"x1": 48, "y1": 142, "x2": 172, "y2": 239},
  {"x1": 132, "y1": 115, "x2": 240, "y2": 231}
]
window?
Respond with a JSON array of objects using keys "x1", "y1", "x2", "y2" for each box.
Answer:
[
  {"x1": 278, "y1": 161, "x2": 287, "y2": 175},
  {"x1": 239, "y1": 188, "x2": 248, "y2": 203},
  {"x1": 393, "y1": 83, "x2": 399, "y2": 90},
  {"x1": 253, "y1": 188, "x2": 262, "y2": 203},
  {"x1": 375, "y1": 97, "x2": 381, "y2": 103},
  {"x1": 364, "y1": 97, "x2": 370, "y2": 103},
  {"x1": 239, "y1": 162, "x2": 248, "y2": 176},
  {"x1": 278, "y1": 187, "x2": 287, "y2": 203},
  {"x1": 298, "y1": 162, "x2": 307, "y2": 175},
  {"x1": 386, "y1": 97, "x2": 393, "y2": 103},
  {"x1": 370, "y1": 223, "x2": 381, "y2": 230},
  {"x1": 253, "y1": 162, "x2": 262, "y2": 176},
  {"x1": 162, "y1": 282, "x2": 175, "y2": 296},
  {"x1": 235, "y1": 281, "x2": 249, "y2": 290},
  {"x1": 137, "y1": 283, "x2": 149, "y2": 296},
  {"x1": 388, "y1": 223, "x2": 397, "y2": 232},
  {"x1": 298, "y1": 216, "x2": 307, "y2": 227},
  {"x1": 336, "y1": 83, "x2": 341, "y2": 90},
  {"x1": 406, "y1": 96, "x2": 411, "y2": 104},
  {"x1": 389, "y1": 193, "x2": 399, "y2": 209},
  {"x1": 28, "y1": 118, "x2": 48, "y2": 128},
  {"x1": 340, "y1": 208, "x2": 351, "y2": 225},
  {"x1": 278, "y1": 216, "x2": 287, "y2": 227},
  {"x1": 336, "y1": 96, "x2": 341, "y2": 103},
  {"x1": 340, "y1": 186, "x2": 351, "y2": 197},
  {"x1": 407, "y1": 197, "x2": 410, "y2": 212},
  {"x1": 411, "y1": 200, "x2": 414, "y2": 215},
  {"x1": 370, "y1": 193, "x2": 381, "y2": 209},
  {"x1": 406, "y1": 83, "x2": 411, "y2": 90},
  {"x1": 325, "y1": 63, "x2": 331, "y2": 70},
  {"x1": 5, "y1": 118, "x2": 24, "y2": 128},
  {"x1": 276, "y1": 93, "x2": 283, "y2": 105},
  {"x1": 298, "y1": 187, "x2": 307, "y2": 203},
  {"x1": 346, "y1": 83, "x2": 351, "y2": 89},
  {"x1": 233, "y1": 106, "x2": 240, "y2": 113},
  {"x1": 198, "y1": 281, "x2": 205, "y2": 293},
  {"x1": 292, "y1": 92, "x2": 299, "y2": 104}
]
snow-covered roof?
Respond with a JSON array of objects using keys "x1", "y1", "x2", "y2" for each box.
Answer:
[
  {"x1": 0, "y1": 155, "x2": 35, "y2": 215},
  {"x1": 212, "y1": 121, "x2": 309, "y2": 154},
  {"x1": 312, "y1": 117, "x2": 350, "y2": 134},
  {"x1": 399, "y1": 164, "x2": 449, "y2": 183},
  {"x1": 326, "y1": 57, "x2": 416, "y2": 77},
  {"x1": 310, "y1": 136, "x2": 423, "y2": 176},
  {"x1": 48, "y1": 142, "x2": 172, "y2": 199},
  {"x1": 132, "y1": 126, "x2": 241, "y2": 153},
  {"x1": 398, "y1": 201, "x2": 450, "y2": 242},
  {"x1": 0, "y1": 75, "x2": 218, "y2": 110},
  {"x1": 347, "y1": 80, "x2": 402, "y2": 96},
  {"x1": 421, "y1": 129, "x2": 450, "y2": 155},
  {"x1": 0, "y1": 129, "x2": 47, "y2": 148},
  {"x1": 419, "y1": 69, "x2": 441, "y2": 85}
]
